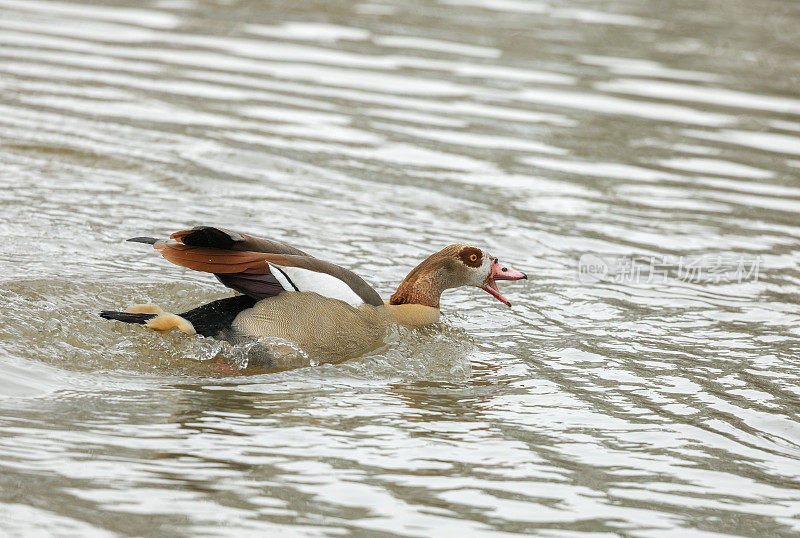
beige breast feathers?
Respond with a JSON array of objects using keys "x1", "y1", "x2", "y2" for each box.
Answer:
[
  {"x1": 384, "y1": 302, "x2": 440, "y2": 328},
  {"x1": 232, "y1": 292, "x2": 394, "y2": 364}
]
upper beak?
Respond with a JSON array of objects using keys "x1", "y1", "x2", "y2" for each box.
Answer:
[{"x1": 481, "y1": 258, "x2": 527, "y2": 307}]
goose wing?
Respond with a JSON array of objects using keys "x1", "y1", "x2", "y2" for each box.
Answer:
[
  {"x1": 129, "y1": 227, "x2": 383, "y2": 307},
  {"x1": 170, "y1": 225, "x2": 309, "y2": 256}
]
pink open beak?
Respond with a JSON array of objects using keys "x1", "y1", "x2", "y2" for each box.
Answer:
[{"x1": 481, "y1": 258, "x2": 527, "y2": 307}]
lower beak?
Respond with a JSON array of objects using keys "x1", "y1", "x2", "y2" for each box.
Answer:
[{"x1": 481, "y1": 260, "x2": 527, "y2": 307}]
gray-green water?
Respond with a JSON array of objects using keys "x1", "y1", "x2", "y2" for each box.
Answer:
[{"x1": 2, "y1": 0, "x2": 800, "y2": 535}]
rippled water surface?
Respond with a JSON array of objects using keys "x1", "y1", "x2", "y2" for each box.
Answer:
[{"x1": 2, "y1": 0, "x2": 800, "y2": 535}]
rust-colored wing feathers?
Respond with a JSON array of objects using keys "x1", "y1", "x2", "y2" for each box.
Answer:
[
  {"x1": 132, "y1": 226, "x2": 383, "y2": 307},
  {"x1": 155, "y1": 243, "x2": 271, "y2": 275}
]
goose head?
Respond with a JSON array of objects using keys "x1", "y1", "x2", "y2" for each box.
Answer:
[{"x1": 390, "y1": 244, "x2": 527, "y2": 308}]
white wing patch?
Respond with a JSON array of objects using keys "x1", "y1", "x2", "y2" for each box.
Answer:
[
  {"x1": 268, "y1": 263, "x2": 363, "y2": 307},
  {"x1": 269, "y1": 264, "x2": 296, "y2": 292}
]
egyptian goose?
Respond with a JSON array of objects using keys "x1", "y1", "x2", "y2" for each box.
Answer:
[{"x1": 101, "y1": 226, "x2": 526, "y2": 366}]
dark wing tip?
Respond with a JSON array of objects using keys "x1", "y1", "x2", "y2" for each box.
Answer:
[
  {"x1": 126, "y1": 237, "x2": 158, "y2": 244},
  {"x1": 177, "y1": 227, "x2": 243, "y2": 248}
]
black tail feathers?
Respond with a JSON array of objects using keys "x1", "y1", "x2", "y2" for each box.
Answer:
[
  {"x1": 99, "y1": 311, "x2": 156, "y2": 324},
  {"x1": 100, "y1": 296, "x2": 257, "y2": 337},
  {"x1": 126, "y1": 237, "x2": 158, "y2": 244}
]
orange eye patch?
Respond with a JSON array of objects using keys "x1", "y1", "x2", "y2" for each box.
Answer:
[{"x1": 459, "y1": 246, "x2": 483, "y2": 267}]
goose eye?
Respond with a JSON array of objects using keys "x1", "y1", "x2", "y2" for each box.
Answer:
[{"x1": 469, "y1": 254, "x2": 478, "y2": 262}]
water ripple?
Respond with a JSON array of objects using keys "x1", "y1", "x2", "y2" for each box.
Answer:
[{"x1": 1, "y1": 0, "x2": 799, "y2": 535}]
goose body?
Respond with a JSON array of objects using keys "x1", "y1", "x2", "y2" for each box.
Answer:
[{"x1": 101, "y1": 226, "x2": 525, "y2": 368}]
